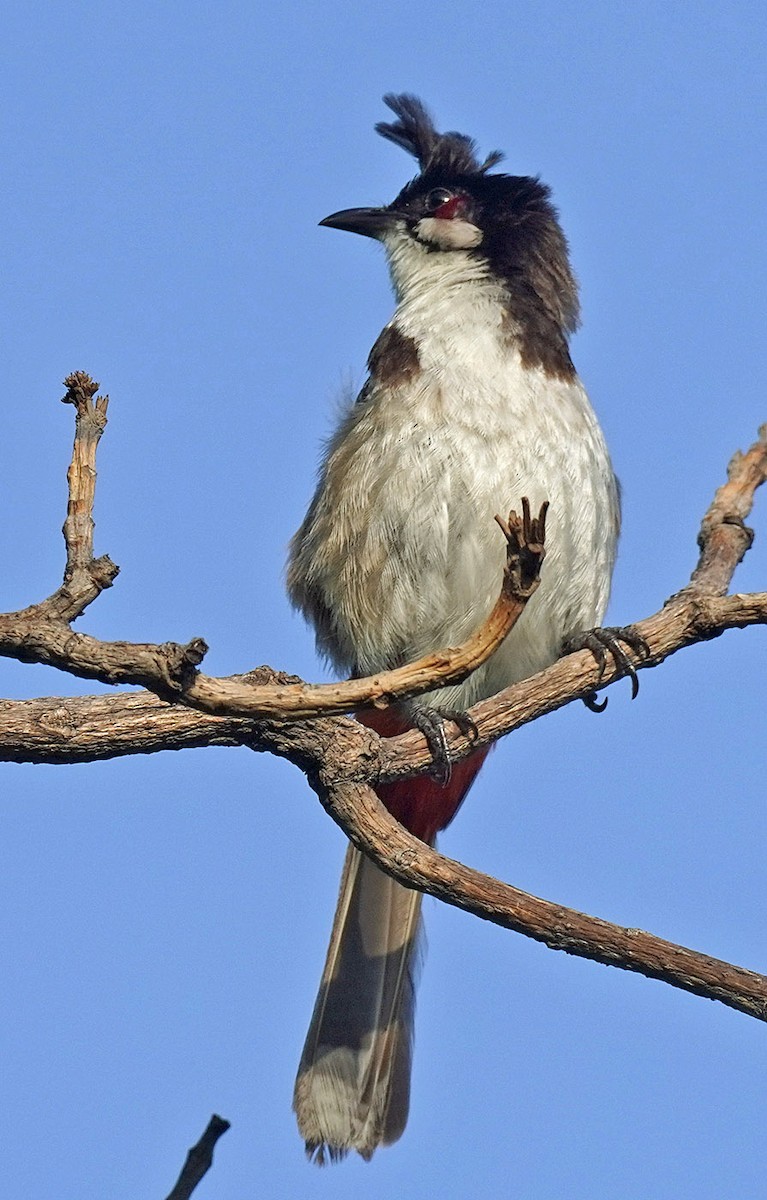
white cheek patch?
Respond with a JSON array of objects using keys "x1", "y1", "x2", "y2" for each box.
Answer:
[{"x1": 415, "y1": 217, "x2": 483, "y2": 250}]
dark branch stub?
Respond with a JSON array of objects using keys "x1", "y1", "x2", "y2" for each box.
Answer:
[
  {"x1": 162, "y1": 637, "x2": 210, "y2": 692},
  {"x1": 60, "y1": 370, "x2": 109, "y2": 422},
  {"x1": 163, "y1": 1114, "x2": 230, "y2": 1200},
  {"x1": 407, "y1": 496, "x2": 548, "y2": 784},
  {"x1": 495, "y1": 497, "x2": 548, "y2": 600}
]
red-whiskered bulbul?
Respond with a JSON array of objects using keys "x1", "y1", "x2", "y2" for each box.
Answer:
[{"x1": 288, "y1": 94, "x2": 620, "y2": 1163}]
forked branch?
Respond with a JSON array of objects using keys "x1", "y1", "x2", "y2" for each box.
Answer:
[
  {"x1": 0, "y1": 379, "x2": 547, "y2": 713},
  {"x1": 1, "y1": 378, "x2": 767, "y2": 1029}
]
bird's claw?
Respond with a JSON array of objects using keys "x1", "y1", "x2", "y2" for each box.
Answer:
[
  {"x1": 563, "y1": 626, "x2": 650, "y2": 710},
  {"x1": 410, "y1": 704, "x2": 479, "y2": 785}
]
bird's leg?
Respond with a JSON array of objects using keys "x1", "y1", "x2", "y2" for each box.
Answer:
[
  {"x1": 409, "y1": 703, "x2": 480, "y2": 785},
  {"x1": 563, "y1": 626, "x2": 650, "y2": 710}
]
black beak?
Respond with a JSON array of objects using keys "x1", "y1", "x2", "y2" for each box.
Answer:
[{"x1": 319, "y1": 206, "x2": 405, "y2": 240}]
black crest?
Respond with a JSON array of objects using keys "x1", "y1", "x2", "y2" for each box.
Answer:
[{"x1": 375, "y1": 93, "x2": 504, "y2": 177}]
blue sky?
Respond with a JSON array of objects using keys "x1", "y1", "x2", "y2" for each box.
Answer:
[{"x1": 1, "y1": 3, "x2": 766, "y2": 1197}]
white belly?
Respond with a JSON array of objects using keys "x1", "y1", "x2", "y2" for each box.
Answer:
[{"x1": 289, "y1": 340, "x2": 619, "y2": 710}]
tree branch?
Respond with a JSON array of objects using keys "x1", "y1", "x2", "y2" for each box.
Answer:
[
  {"x1": 0, "y1": 535, "x2": 542, "y2": 706},
  {"x1": 314, "y1": 778, "x2": 767, "y2": 1023},
  {"x1": 0, "y1": 411, "x2": 548, "y2": 713},
  {"x1": 2, "y1": 376, "x2": 767, "y2": 1028}
]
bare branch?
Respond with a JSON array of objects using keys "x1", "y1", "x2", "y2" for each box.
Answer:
[
  {"x1": 0, "y1": 670, "x2": 328, "y2": 765},
  {"x1": 1, "y1": 427, "x2": 766, "y2": 777},
  {"x1": 314, "y1": 778, "x2": 767, "y2": 1023},
  {"x1": 5, "y1": 672, "x2": 767, "y2": 1025},
  {"x1": 1, "y1": 376, "x2": 767, "y2": 1030},
  {"x1": 1, "y1": 430, "x2": 766, "y2": 775},
  {"x1": 691, "y1": 423, "x2": 767, "y2": 593},
  {"x1": 35, "y1": 372, "x2": 118, "y2": 622},
  {"x1": 3, "y1": 377, "x2": 764, "y2": 742},
  {"x1": 378, "y1": 587, "x2": 767, "y2": 780}
]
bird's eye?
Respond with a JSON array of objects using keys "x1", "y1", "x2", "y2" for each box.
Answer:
[{"x1": 424, "y1": 187, "x2": 454, "y2": 212}]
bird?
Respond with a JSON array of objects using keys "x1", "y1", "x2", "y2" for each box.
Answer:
[{"x1": 287, "y1": 93, "x2": 621, "y2": 1163}]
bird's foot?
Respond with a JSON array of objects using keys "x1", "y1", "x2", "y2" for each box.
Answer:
[
  {"x1": 563, "y1": 625, "x2": 650, "y2": 712},
  {"x1": 410, "y1": 703, "x2": 479, "y2": 785}
]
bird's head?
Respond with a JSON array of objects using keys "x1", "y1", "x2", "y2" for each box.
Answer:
[{"x1": 320, "y1": 93, "x2": 579, "y2": 335}]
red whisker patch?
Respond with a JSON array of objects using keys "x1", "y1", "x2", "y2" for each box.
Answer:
[{"x1": 434, "y1": 195, "x2": 464, "y2": 220}]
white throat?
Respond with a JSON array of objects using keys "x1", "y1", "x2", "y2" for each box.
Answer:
[{"x1": 382, "y1": 225, "x2": 509, "y2": 356}]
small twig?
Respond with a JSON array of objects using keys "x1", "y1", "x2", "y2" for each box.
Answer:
[
  {"x1": 689, "y1": 424, "x2": 767, "y2": 595},
  {"x1": 164, "y1": 1114, "x2": 230, "y2": 1200},
  {"x1": 22, "y1": 372, "x2": 119, "y2": 623},
  {"x1": 60, "y1": 372, "x2": 108, "y2": 576}
]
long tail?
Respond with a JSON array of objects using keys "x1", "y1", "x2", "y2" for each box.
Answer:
[
  {"x1": 293, "y1": 844, "x2": 422, "y2": 1163},
  {"x1": 294, "y1": 712, "x2": 488, "y2": 1163}
]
